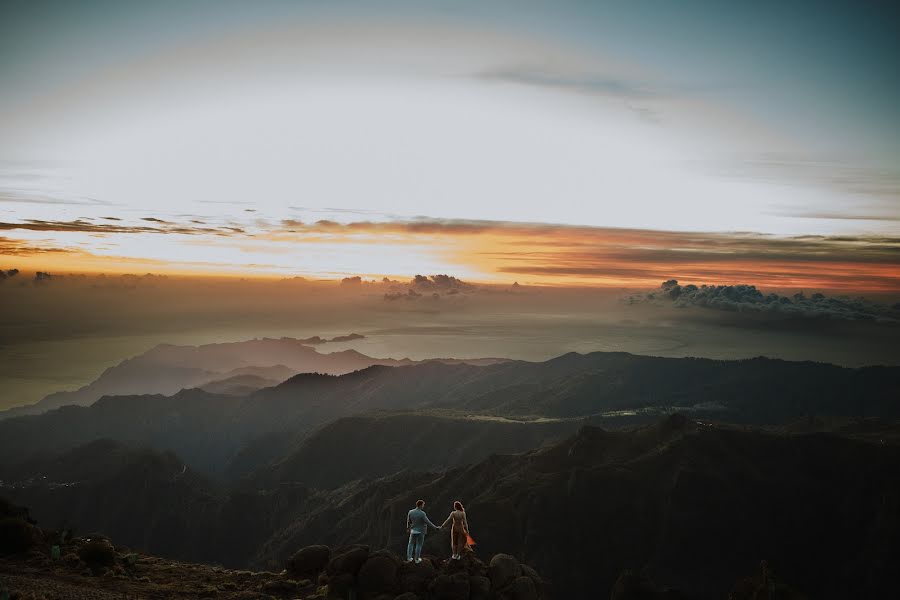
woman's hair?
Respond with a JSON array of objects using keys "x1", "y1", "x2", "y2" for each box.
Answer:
[{"x1": 453, "y1": 501, "x2": 464, "y2": 511}]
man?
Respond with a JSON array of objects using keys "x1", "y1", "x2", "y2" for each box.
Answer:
[{"x1": 406, "y1": 499, "x2": 439, "y2": 563}]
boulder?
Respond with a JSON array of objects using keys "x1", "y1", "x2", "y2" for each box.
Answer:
[
  {"x1": 327, "y1": 546, "x2": 370, "y2": 576},
  {"x1": 469, "y1": 575, "x2": 491, "y2": 600},
  {"x1": 398, "y1": 560, "x2": 436, "y2": 594},
  {"x1": 78, "y1": 539, "x2": 116, "y2": 569},
  {"x1": 489, "y1": 553, "x2": 520, "y2": 590},
  {"x1": 520, "y1": 564, "x2": 543, "y2": 595},
  {"x1": 357, "y1": 554, "x2": 400, "y2": 595},
  {"x1": 287, "y1": 545, "x2": 332, "y2": 578},
  {"x1": 510, "y1": 576, "x2": 538, "y2": 600},
  {"x1": 429, "y1": 572, "x2": 470, "y2": 600},
  {"x1": 327, "y1": 572, "x2": 356, "y2": 599}
]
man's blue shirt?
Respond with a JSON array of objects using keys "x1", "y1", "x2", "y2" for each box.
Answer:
[{"x1": 407, "y1": 507, "x2": 438, "y2": 534}]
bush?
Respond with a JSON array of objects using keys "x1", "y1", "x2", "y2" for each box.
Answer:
[
  {"x1": 78, "y1": 540, "x2": 116, "y2": 568},
  {"x1": 0, "y1": 517, "x2": 36, "y2": 554}
]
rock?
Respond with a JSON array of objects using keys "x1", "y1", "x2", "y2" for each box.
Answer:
[
  {"x1": 327, "y1": 546, "x2": 370, "y2": 576},
  {"x1": 78, "y1": 539, "x2": 116, "y2": 568},
  {"x1": 520, "y1": 564, "x2": 543, "y2": 595},
  {"x1": 62, "y1": 552, "x2": 80, "y2": 566},
  {"x1": 327, "y1": 572, "x2": 356, "y2": 599},
  {"x1": 357, "y1": 554, "x2": 400, "y2": 595},
  {"x1": 261, "y1": 578, "x2": 299, "y2": 596},
  {"x1": 489, "y1": 554, "x2": 520, "y2": 590},
  {"x1": 287, "y1": 545, "x2": 332, "y2": 578},
  {"x1": 510, "y1": 576, "x2": 538, "y2": 600},
  {"x1": 469, "y1": 575, "x2": 491, "y2": 600},
  {"x1": 398, "y1": 560, "x2": 435, "y2": 595},
  {"x1": 394, "y1": 593, "x2": 420, "y2": 600},
  {"x1": 429, "y1": 572, "x2": 470, "y2": 600}
]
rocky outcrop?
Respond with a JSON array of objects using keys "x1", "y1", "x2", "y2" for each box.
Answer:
[
  {"x1": 287, "y1": 544, "x2": 332, "y2": 578},
  {"x1": 310, "y1": 545, "x2": 544, "y2": 600}
]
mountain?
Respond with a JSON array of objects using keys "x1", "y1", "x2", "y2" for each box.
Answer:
[
  {"x1": 3, "y1": 417, "x2": 896, "y2": 598},
  {"x1": 258, "y1": 413, "x2": 579, "y2": 489},
  {"x1": 0, "y1": 440, "x2": 223, "y2": 564},
  {"x1": 0, "y1": 336, "x2": 508, "y2": 419},
  {"x1": 255, "y1": 416, "x2": 900, "y2": 599},
  {"x1": 1, "y1": 352, "x2": 898, "y2": 477},
  {"x1": 257, "y1": 352, "x2": 900, "y2": 424},
  {"x1": 0, "y1": 413, "x2": 574, "y2": 569},
  {"x1": 198, "y1": 368, "x2": 293, "y2": 396}
]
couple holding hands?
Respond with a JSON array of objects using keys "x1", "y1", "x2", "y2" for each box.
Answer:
[{"x1": 406, "y1": 499, "x2": 473, "y2": 563}]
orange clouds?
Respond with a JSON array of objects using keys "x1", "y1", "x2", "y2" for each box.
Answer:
[{"x1": 2, "y1": 216, "x2": 898, "y2": 292}]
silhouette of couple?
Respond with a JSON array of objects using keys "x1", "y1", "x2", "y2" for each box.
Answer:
[{"x1": 405, "y1": 499, "x2": 472, "y2": 563}]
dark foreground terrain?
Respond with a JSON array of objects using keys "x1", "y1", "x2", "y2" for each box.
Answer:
[
  {"x1": 0, "y1": 498, "x2": 546, "y2": 600},
  {"x1": 0, "y1": 497, "x2": 803, "y2": 600},
  {"x1": 3, "y1": 416, "x2": 898, "y2": 599}
]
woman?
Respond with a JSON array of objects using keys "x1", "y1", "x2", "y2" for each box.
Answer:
[{"x1": 441, "y1": 501, "x2": 471, "y2": 560}]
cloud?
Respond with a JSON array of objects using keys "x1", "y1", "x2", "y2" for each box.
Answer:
[
  {"x1": 410, "y1": 274, "x2": 473, "y2": 292},
  {"x1": 383, "y1": 274, "x2": 475, "y2": 302},
  {"x1": 0, "y1": 236, "x2": 75, "y2": 256},
  {"x1": 382, "y1": 274, "x2": 478, "y2": 302},
  {"x1": 706, "y1": 152, "x2": 900, "y2": 221},
  {"x1": 628, "y1": 280, "x2": 900, "y2": 323},
  {"x1": 33, "y1": 271, "x2": 55, "y2": 284},
  {"x1": 0, "y1": 219, "x2": 244, "y2": 237},
  {"x1": 384, "y1": 289, "x2": 423, "y2": 301},
  {"x1": 4, "y1": 213, "x2": 899, "y2": 291},
  {"x1": 295, "y1": 333, "x2": 366, "y2": 344},
  {"x1": 476, "y1": 64, "x2": 679, "y2": 123},
  {"x1": 479, "y1": 65, "x2": 664, "y2": 100}
]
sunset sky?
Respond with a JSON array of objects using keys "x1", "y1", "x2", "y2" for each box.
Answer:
[{"x1": 1, "y1": 0, "x2": 899, "y2": 291}]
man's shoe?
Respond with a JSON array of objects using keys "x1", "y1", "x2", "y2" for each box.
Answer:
[{"x1": 415, "y1": 558, "x2": 422, "y2": 564}]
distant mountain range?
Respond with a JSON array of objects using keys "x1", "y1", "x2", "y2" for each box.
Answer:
[
  {"x1": 1, "y1": 351, "x2": 897, "y2": 477},
  {"x1": 0, "y1": 336, "x2": 508, "y2": 419}
]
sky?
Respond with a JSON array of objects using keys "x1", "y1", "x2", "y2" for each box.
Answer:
[{"x1": 0, "y1": 0, "x2": 898, "y2": 290}]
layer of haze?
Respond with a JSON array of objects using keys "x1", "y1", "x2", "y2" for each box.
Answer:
[{"x1": 2, "y1": 274, "x2": 897, "y2": 410}]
